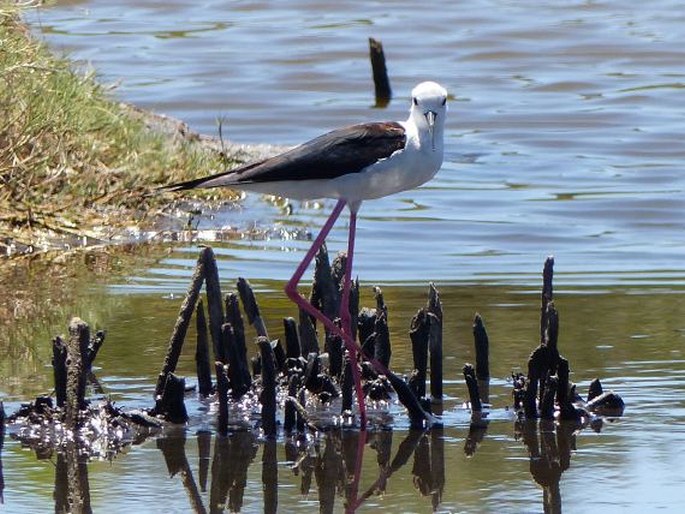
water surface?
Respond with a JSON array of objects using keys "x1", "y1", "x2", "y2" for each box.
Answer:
[
  {"x1": 24, "y1": 0, "x2": 685, "y2": 284},
  {"x1": 3, "y1": 1, "x2": 685, "y2": 512}
]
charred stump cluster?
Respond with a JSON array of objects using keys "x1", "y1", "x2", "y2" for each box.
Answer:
[
  {"x1": 6, "y1": 318, "x2": 162, "y2": 457},
  {"x1": 460, "y1": 256, "x2": 624, "y2": 427},
  {"x1": 151, "y1": 245, "x2": 441, "y2": 435},
  {"x1": 3, "y1": 249, "x2": 624, "y2": 465}
]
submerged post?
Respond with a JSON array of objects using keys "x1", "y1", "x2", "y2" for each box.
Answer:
[
  {"x1": 373, "y1": 309, "x2": 392, "y2": 369},
  {"x1": 157, "y1": 373, "x2": 188, "y2": 424},
  {"x1": 310, "y1": 243, "x2": 339, "y2": 323},
  {"x1": 52, "y1": 336, "x2": 67, "y2": 408},
  {"x1": 284, "y1": 374, "x2": 299, "y2": 433},
  {"x1": 222, "y1": 323, "x2": 250, "y2": 399},
  {"x1": 409, "y1": 308, "x2": 429, "y2": 399},
  {"x1": 472, "y1": 313, "x2": 490, "y2": 404},
  {"x1": 238, "y1": 278, "x2": 268, "y2": 338},
  {"x1": 427, "y1": 284, "x2": 443, "y2": 402},
  {"x1": 368, "y1": 37, "x2": 392, "y2": 107},
  {"x1": 540, "y1": 256, "x2": 554, "y2": 344},
  {"x1": 225, "y1": 292, "x2": 252, "y2": 389},
  {"x1": 203, "y1": 246, "x2": 225, "y2": 363},
  {"x1": 386, "y1": 370, "x2": 432, "y2": 429},
  {"x1": 258, "y1": 337, "x2": 277, "y2": 437},
  {"x1": 155, "y1": 248, "x2": 206, "y2": 398},
  {"x1": 215, "y1": 362, "x2": 229, "y2": 435},
  {"x1": 65, "y1": 317, "x2": 90, "y2": 427},
  {"x1": 462, "y1": 363, "x2": 482, "y2": 412},
  {"x1": 283, "y1": 317, "x2": 300, "y2": 360},
  {"x1": 341, "y1": 352, "x2": 353, "y2": 414},
  {"x1": 195, "y1": 300, "x2": 213, "y2": 397},
  {"x1": 298, "y1": 307, "x2": 320, "y2": 356}
]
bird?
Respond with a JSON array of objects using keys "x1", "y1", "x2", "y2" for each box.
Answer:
[{"x1": 166, "y1": 81, "x2": 448, "y2": 428}]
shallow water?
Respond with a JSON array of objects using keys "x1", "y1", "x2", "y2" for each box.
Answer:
[
  {"x1": 3, "y1": 0, "x2": 685, "y2": 512},
  {"x1": 24, "y1": 0, "x2": 685, "y2": 284},
  {"x1": 2, "y1": 250, "x2": 685, "y2": 513}
]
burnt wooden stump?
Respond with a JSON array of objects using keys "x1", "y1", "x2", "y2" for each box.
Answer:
[{"x1": 65, "y1": 318, "x2": 90, "y2": 427}]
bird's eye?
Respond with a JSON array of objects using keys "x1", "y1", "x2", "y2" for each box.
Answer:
[
  {"x1": 441, "y1": 97, "x2": 447, "y2": 106},
  {"x1": 412, "y1": 97, "x2": 418, "y2": 106}
]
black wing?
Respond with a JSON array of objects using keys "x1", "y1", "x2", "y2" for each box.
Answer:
[{"x1": 165, "y1": 121, "x2": 406, "y2": 190}]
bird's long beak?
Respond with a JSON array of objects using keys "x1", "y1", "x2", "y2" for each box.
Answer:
[{"x1": 424, "y1": 110, "x2": 437, "y2": 151}]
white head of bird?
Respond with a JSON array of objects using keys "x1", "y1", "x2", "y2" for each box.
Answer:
[{"x1": 408, "y1": 81, "x2": 448, "y2": 152}]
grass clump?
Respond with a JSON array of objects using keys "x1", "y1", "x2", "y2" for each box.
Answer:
[{"x1": 0, "y1": 4, "x2": 238, "y2": 255}]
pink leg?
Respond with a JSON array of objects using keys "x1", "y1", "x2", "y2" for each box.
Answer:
[
  {"x1": 284, "y1": 200, "x2": 367, "y2": 428},
  {"x1": 285, "y1": 199, "x2": 346, "y2": 295}
]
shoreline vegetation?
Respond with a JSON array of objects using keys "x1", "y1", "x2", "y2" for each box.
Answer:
[{"x1": 1, "y1": 3, "x2": 278, "y2": 258}]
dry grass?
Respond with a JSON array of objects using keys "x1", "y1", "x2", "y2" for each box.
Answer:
[{"x1": 0, "y1": 3, "x2": 240, "y2": 255}]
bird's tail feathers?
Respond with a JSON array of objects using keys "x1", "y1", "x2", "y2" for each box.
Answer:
[
  {"x1": 159, "y1": 158, "x2": 268, "y2": 192},
  {"x1": 159, "y1": 168, "x2": 238, "y2": 192}
]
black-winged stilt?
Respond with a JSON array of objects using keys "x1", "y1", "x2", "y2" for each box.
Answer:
[{"x1": 167, "y1": 81, "x2": 448, "y2": 427}]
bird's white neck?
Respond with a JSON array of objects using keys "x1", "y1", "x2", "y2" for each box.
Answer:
[{"x1": 407, "y1": 108, "x2": 445, "y2": 154}]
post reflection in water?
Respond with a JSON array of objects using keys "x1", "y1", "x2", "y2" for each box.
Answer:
[
  {"x1": 262, "y1": 438, "x2": 278, "y2": 514},
  {"x1": 40, "y1": 419, "x2": 597, "y2": 513},
  {"x1": 208, "y1": 431, "x2": 258, "y2": 513},
  {"x1": 54, "y1": 440, "x2": 92, "y2": 514},
  {"x1": 516, "y1": 419, "x2": 577, "y2": 514},
  {"x1": 157, "y1": 432, "x2": 205, "y2": 514},
  {"x1": 150, "y1": 428, "x2": 450, "y2": 513}
]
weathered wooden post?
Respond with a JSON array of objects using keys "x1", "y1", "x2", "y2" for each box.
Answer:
[
  {"x1": 215, "y1": 362, "x2": 229, "y2": 435},
  {"x1": 373, "y1": 309, "x2": 392, "y2": 369},
  {"x1": 157, "y1": 373, "x2": 188, "y2": 424},
  {"x1": 427, "y1": 284, "x2": 443, "y2": 402},
  {"x1": 283, "y1": 317, "x2": 300, "y2": 360},
  {"x1": 284, "y1": 374, "x2": 299, "y2": 433},
  {"x1": 298, "y1": 307, "x2": 320, "y2": 356},
  {"x1": 238, "y1": 278, "x2": 268, "y2": 338},
  {"x1": 409, "y1": 308, "x2": 429, "y2": 399},
  {"x1": 65, "y1": 317, "x2": 90, "y2": 427},
  {"x1": 155, "y1": 248, "x2": 206, "y2": 398},
  {"x1": 225, "y1": 292, "x2": 251, "y2": 389},
  {"x1": 368, "y1": 37, "x2": 392, "y2": 107},
  {"x1": 195, "y1": 300, "x2": 213, "y2": 397},
  {"x1": 310, "y1": 243, "x2": 339, "y2": 323},
  {"x1": 472, "y1": 313, "x2": 490, "y2": 404},
  {"x1": 222, "y1": 323, "x2": 250, "y2": 399},
  {"x1": 52, "y1": 336, "x2": 68, "y2": 408},
  {"x1": 258, "y1": 337, "x2": 277, "y2": 437},
  {"x1": 462, "y1": 363, "x2": 482, "y2": 412},
  {"x1": 202, "y1": 246, "x2": 225, "y2": 363}
]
